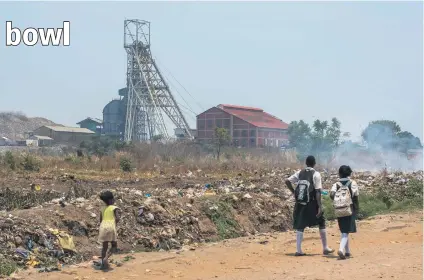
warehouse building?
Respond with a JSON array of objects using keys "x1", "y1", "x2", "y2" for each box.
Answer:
[
  {"x1": 76, "y1": 117, "x2": 103, "y2": 134},
  {"x1": 32, "y1": 125, "x2": 95, "y2": 145},
  {"x1": 196, "y1": 104, "x2": 289, "y2": 148}
]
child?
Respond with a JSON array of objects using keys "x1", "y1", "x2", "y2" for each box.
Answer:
[
  {"x1": 330, "y1": 165, "x2": 359, "y2": 260},
  {"x1": 98, "y1": 190, "x2": 120, "y2": 269}
]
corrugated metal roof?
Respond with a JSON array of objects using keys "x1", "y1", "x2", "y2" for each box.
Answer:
[
  {"x1": 77, "y1": 117, "x2": 103, "y2": 125},
  {"x1": 43, "y1": 126, "x2": 95, "y2": 134},
  {"x1": 217, "y1": 104, "x2": 288, "y2": 130},
  {"x1": 31, "y1": 135, "x2": 53, "y2": 140}
]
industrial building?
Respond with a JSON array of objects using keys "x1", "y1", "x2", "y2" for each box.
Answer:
[
  {"x1": 196, "y1": 104, "x2": 289, "y2": 148},
  {"x1": 32, "y1": 125, "x2": 95, "y2": 145},
  {"x1": 27, "y1": 135, "x2": 54, "y2": 147},
  {"x1": 77, "y1": 117, "x2": 103, "y2": 134},
  {"x1": 102, "y1": 88, "x2": 127, "y2": 139}
]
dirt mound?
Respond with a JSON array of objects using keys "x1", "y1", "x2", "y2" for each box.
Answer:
[{"x1": 0, "y1": 112, "x2": 59, "y2": 140}]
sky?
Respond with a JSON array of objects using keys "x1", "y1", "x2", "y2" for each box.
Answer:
[{"x1": 0, "y1": 1, "x2": 422, "y2": 142}]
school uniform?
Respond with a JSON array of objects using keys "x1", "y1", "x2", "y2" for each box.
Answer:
[
  {"x1": 288, "y1": 167, "x2": 333, "y2": 255},
  {"x1": 288, "y1": 167, "x2": 325, "y2": 230},
  {"x1": 331, "y1": 178, "x2": 359, "y2": 233}
]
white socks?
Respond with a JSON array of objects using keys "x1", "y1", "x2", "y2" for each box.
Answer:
[
  {"x1": 319, "y1": 229, "x2": 329, "y2": 250},
  {"x1": 339, "y1": 233, "x2": 349, "y2": 253},
  {"x1": 345, "y1": 237, "x2": 350, "y2": 254},
  {"x1": 296, "y1": 231, "x2": 304, "y2": 253}
]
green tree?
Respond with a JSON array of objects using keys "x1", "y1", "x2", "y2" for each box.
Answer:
[
  {"x1": 362, "y1": 120, "x2": 422, "y2": 152},
  {"x1": 288, "y1": 118, "x2": 341, "y2": 162},
  {"x1": 213, "y1": 127, "x2": 230, "y2": 160},
  {"x1": 287, "y1": 120, "x2": 312, "y2": 159}
]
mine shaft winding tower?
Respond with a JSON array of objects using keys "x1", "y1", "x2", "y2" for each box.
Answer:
[{"x1": 124, "y1": 19, "x2": 192, "y2": 142}]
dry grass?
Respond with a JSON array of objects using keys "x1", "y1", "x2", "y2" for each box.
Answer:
[{"x1": 0, "y1": 142, "x2": 301, "y2": 178}]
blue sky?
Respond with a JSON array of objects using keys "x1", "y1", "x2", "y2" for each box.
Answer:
[{"x1": 0, "y1": 1, "x2": 422, "y2": 141}]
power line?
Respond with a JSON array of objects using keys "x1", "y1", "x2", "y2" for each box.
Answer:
[{"x1": 154, "y1": 56, "x2": 205, "y2": 112}]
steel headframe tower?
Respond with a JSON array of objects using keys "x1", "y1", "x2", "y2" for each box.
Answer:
[{"x1": 124, "y1": 19, "x2": 192, "y2": 142}]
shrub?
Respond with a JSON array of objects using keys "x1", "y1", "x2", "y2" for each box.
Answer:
[
  {"x1": 4, "y1": 151, "x2": 16, "y2": 170},
  {"x1": 120, "y1": 157, "x2": 133, "y2": 172},
  {"x1": 21, "y1": 154, "x2": 41, "y2": 172}
]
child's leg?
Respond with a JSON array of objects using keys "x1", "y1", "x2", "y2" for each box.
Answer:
[
  {"x1": 345, "y1": 238, "x2": 350, "y2": 254},
  {"x1": 319, "y1": 220, "x2": 333, "y2": 254},
  {"x1": 101, "y1": 242, "x2": 109, "y2": 267},
  {"x1": 338, "y1": 233, "x2": 349, "y2": 259},
  {"x1": 106, "y1": 241, "x2": 118, "y2": 259},
  {"x1": 296, "y1": 229, "x2": 304, "y2": 255}
]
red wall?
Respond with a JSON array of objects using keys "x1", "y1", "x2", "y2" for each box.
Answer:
[{"x1": 197, "y1": 107, "x2": 288, "y2": 148}]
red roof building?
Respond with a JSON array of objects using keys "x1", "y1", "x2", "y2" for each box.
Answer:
[{"x1": 196, "y1": 104, "x2": 289, "y2": 148}]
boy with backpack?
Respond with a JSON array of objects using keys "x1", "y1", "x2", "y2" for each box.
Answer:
[
  {"x1": 285, "y1": 155, "x2": 334, "y2": 256},
  {"x1": 330, "y1": 165, "x2": 359, "y2": 260}
]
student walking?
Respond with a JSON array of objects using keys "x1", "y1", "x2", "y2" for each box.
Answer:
[
  {"x1": 98, "y1": 190, "x2": 121, "y2": 269},
  {"x1": 330, "y1": 165, "x2": 359, "y2": 260},
  {"x1": 285, "y1": 155, "x2": 334, "y2": 256}
]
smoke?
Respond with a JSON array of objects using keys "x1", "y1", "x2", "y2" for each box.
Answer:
[
  {"x1": 329, "y1": 122, "x2": 423, "y2": 172},
  {"x1": 331, "y1": 142, "x2": 423, "y2": 172}
]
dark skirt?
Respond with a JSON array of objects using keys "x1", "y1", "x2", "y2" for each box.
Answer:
[
  {"x1": 337, "y1": 209, "x2": 357, "y2": 233},
  {"x1": 293, "y1": 199, "x2": 326, "y2": 230}
]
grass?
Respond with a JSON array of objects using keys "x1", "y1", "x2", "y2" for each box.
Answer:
[
  {"x1": 323, "y1": 179, "x2": 423, "y2": 220},
  {"x1": 202, "y1": 199, "x2": 242, "y2": 240},
  {"x1": 0, "y1": 259, "x2": 17, "y2": 276}
]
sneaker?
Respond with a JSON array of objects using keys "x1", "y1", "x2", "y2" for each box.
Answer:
[
  {"x1": 295, "y1": 252, "x2": 306, "y2": 256},
  {"x1": 323, "y1": 248, "x2": 335, "y2": 255},
  {"x1": 338, "y1": 250, "x2": 346, "y2": 260},
  {"x1": 345, "y1": 253, "x2": 352, "y2": 258}
]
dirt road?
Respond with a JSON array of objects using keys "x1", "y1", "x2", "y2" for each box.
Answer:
[{"x1": 19, "y1": 212, "x2": 422, "y2": 280}]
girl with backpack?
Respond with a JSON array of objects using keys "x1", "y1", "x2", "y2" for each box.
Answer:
[{"x1": 330, "y1": 165, "x2": 359, "y2": 260}]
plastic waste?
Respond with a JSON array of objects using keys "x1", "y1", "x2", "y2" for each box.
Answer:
[{"x1": 321, "y1": 190, "x2": 328, "y2": 195}]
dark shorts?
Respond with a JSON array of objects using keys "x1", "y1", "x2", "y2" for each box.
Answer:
[{"x1": 293, "y1": 200, "x2": 326, "y2": 231}]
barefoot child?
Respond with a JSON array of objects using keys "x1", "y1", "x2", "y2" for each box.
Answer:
[
  {"x1": 98, "y1": 190, "x2": 120, "y2": 269},
  {"x1": 330, "y1": 165, "x2": 359, "y2": 260}
]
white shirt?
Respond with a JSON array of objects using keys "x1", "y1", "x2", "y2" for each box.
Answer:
[
  {"x1": 330, "y1": 178, "x2": 359, "y2": 197},
  {"x1": 287, "y1": 167, "x2": 322, "y2": 190}
]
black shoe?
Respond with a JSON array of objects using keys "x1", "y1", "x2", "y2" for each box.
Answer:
[{"x1": 338, "y1": 250, "x2": 346, "y2": 260}]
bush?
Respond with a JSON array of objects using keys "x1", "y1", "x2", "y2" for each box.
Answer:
[
  {"x1": 21, "y1": 154, "x2": 41, "y2": 172},
  {"x1": 120, "y1": 157, "x2": 132, "y2": 172},
  {"x1": 4, "y1": 151, "x2": 16, "y2": 170},
  {"x1": 0, "y1": 259, "x2": 17, "y2": 276}
]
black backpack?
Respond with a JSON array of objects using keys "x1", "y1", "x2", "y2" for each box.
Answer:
[{"x1": 295, "y1": 169, "x2": 316, "y2": 205}]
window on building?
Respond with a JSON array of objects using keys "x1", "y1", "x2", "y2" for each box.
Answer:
[
  {"x1": 250, "y1": 138, "x2": 256, "y2": 146},
  {"x1": 250, "y1": 129, "x2": 256, "y2": 137},
  {"x1": 241, "y1": 138, "x2": 248, "y2": 147},
  {"x1": 216, "y1": 119, "x2": 222, "y2": 128},
  {"x1": 207, "y1": 119, "x2": 213, "y2": 129},
  {"x1": 223, "y1": 119, "x2": 230, "y2": 128},
  {"x1": 241, "y1": 130, "x2": 248, "y2": 137},
  {"x1": 233, "y1": 130, "x2": 239, "y2": 137},
  {"x1": 198, "y1": 120, "x2": 205, "y2": 130}
]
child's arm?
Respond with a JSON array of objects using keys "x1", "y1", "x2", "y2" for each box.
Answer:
[{"x1": 114, "y1": 208, "x2": 121, "y2": 224}]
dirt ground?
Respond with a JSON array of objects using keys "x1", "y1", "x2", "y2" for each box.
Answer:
[{"x1": 16, "y1": 211, "x2": 422, "y2": 280}]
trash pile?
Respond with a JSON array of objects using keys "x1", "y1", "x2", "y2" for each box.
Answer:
[
  {"x1": 0, "y1": 168, "x2": 422, "y2": 275},
  {"x1": 0, "y1": 212, "x2": 79, "y2": 274}
]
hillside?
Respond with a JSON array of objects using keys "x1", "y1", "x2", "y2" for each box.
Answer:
[{"x1": 0, "y1": 112, "x2": 59, "y2": 140}]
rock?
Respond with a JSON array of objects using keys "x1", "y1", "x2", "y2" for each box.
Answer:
[
  {"x1": 90, "y1": 213, "x2": 97, "y2": 218},
  {"x1": 14, "y1": 236, "x2": 23, "y2": 246},
  {"x1": 243, "y1": 193, "x2": 252, "y2": 199},
  {"x1": 145, "y1": 213, "x2": 155, "y2": 222}
]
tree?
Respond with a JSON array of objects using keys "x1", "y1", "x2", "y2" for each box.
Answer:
[
  {"x1": 361, "y1": 120, "x2": 401, "y2": 149},
  {"x1": 287, "y1": 120, "x2": 312, "y2": 159},
  {"x1": 288, "y1": 118, "x2": 341, "y2": 162},
  {"x1": 213, "y1": 127, "x2": 230, "y2": 160},
  {"x1": 362, "y1": 120, "x2": 422, "y2": 152}
]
